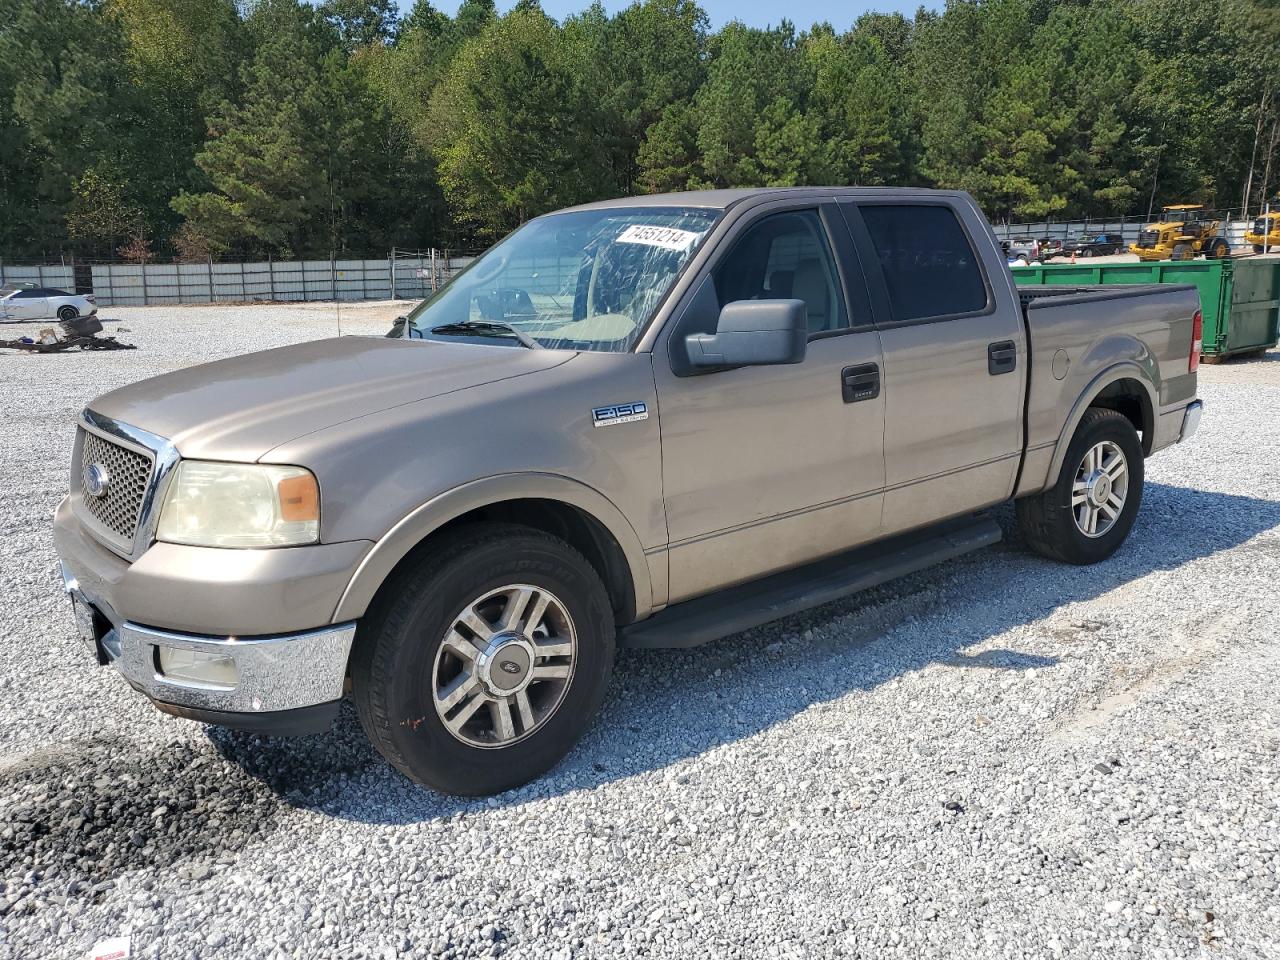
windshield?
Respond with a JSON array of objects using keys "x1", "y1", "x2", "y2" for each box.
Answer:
[
  {"x1": 402, "y1": 206, "x2": 720, "y2": 351},
  {"x1": 1161, "y1": 208, "x2": 1199, "y2": 222}
]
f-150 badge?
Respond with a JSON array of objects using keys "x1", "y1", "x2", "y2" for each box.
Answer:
[{"x1": 592, "y1": 402, "x2": 649, "y2": 427}]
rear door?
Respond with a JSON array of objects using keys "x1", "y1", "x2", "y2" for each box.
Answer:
[
  {"x1": 654, "y1": 200, "x2": 886, "y2": 602},
  {"x1": 840, "y1": 198, "x2": 1026, "y2": 535}
]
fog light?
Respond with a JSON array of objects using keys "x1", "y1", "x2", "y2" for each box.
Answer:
[{"x1": 157, "y1": 647, "x2": 239, "y2": 690}]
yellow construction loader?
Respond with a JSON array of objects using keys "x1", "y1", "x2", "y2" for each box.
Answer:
[
  {"x1": 1130, "y1": 204, "x2": 1231, "y2": 261},
  {"x1": 1244, "y1": 211, "x2": 1280, "y2": 253}
]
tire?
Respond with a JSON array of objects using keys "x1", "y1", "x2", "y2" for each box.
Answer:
[
  {"x1": 57, "y1": 305, "x2": 78, "y2": 321},
  {"x1": 1171, "y1": 242, "x2": 1193, "y2": 261},
  {"x1": 1209, "y1": 239, "x2": 1229, "y2": 259},
  {"x1": 351, "y1": 522, "x2": 615, "y2": 796},
  {"x1": 1256, "y1": 245, "x2": 1266, "y2": 254},
  {"x1": 1016, "y1": 408, "x2": 1144, "y2": 565}
]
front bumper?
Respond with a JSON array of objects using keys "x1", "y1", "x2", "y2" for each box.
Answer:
[
  {"x1": 54, "y1": 494, "x2": 370, "y2": 735},
  {"x1": 61, "y1": 562, "x2": 355, "y2": 734}
]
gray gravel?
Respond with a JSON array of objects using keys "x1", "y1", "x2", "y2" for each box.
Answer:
[{"x1": 2, "y1": 304, "x2": 1278, "y2": 960}]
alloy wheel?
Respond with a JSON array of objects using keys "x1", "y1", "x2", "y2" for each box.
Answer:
[
  {"x1": 1071, "y1": 440, "x2": 1128, "y2": 538},
  {"x1": 431, "y1": 584, "x2": 577, "y2": 748}
]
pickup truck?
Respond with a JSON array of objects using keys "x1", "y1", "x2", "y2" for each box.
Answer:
[{"x1": 54, "y1": 188, "x2": 1204, "y2": 796}]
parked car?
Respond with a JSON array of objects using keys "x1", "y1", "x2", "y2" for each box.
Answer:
[
  {"x1": 1004, "y1": 236, "x2": 1041, "y2": 262},
  {"x1": 1038, "y1": 237, "x2": 1064, "y2": 259},
  {"x1": 1074, "y1": 233, "x2": 1127, "y2": 257},
  {"x1": 0, "y1": 285, "x2": 96, "y2": 322},
  {"x1": 54, "y1": 187, "x2": 1204, "y2": 796},
  {"x1": 1056, "y1": 235, "x2": 1085, "y2": 258}
]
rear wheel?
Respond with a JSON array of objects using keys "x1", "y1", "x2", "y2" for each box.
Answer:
[
  {"x1": 1017, "y1": 408, "x2": 1144, "y2": 565},
  {"x1": 351, "y1": 523, "x2": 615, "y2": 796},
  {"x1": 1208, "y1": 238, "x2": 1229, "y2": 259},
  {"x1": 57, "y1": 305, "x2": 78, "y2": 321}
]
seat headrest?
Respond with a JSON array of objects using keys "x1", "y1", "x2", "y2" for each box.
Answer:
[{"x1": 792, "y1": 258, "x2": 830, "y2": 331}]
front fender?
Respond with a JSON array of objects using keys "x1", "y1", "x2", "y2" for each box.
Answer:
[{"x1": 331, "y1": 472, "x2": 654, "y2": 623}]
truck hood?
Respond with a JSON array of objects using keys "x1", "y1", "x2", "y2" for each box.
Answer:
[{"x1": 89, "y1": 336, "x2": 572, "y2": 462}]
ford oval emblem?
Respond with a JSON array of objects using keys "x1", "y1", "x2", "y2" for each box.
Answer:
[
  {"x1": 499, "y1": 660, "x2": 522, "y2": 675},
  {"x1": 84, "y1": 463, "x2": 111, "y2": 499}
]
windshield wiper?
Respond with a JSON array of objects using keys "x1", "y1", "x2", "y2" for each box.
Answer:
[{"x1": 429, "y1": 320, "x2": 542, "y2": 349}]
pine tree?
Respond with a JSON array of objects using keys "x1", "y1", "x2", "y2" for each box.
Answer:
[
  {"x1": 427, "y1": 8, "x2": 611, "y2": 235},
  {"x1": 172, "y1": 0, "x2": 340, "y2": 255}
]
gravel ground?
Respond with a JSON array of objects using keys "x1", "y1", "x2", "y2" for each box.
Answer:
[{"x1": 1, "y1": 303, "x2": 1278, "y2": 960}]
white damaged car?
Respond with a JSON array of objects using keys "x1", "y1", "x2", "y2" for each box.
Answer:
[{"x1": 0, "y1": 284, "x2": 97, "y2": 322}]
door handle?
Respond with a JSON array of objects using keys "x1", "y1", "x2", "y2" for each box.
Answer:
[
  {"x1": 841, "y1": 363, "x2": 880, "y2": 403},
  {"x1": 988, "y1": 340, "x2": 1017, "y2": 375}
]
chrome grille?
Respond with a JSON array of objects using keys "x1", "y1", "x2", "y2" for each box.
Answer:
[{"x1": 80, "y1": 429, "x2": 153, "y2": 543}]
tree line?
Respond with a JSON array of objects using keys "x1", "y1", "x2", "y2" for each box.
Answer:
[{"x1": 2, "y1": 0, "x2": 1278, "y2": 262}]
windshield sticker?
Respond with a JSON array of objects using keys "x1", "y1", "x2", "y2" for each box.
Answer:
[{"x1": 615, "y1": 224, "x2": 702, "y2": 252}]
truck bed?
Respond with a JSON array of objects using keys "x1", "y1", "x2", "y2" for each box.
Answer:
[
  {"x1": 1016, "y1": 283, "x2": 1173, "y2": 313},
  {"x1": 1013, "y1": 281, "x2": 1201, "y2": 497}
]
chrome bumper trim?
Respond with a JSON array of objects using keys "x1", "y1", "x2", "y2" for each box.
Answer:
[
  {"x1": 61, "y1": 567, "x2": 357, "y2": 713},
  {"x1": 113, "y1": 621, "x2": 356, "y2": 714},
  {"x1": 1179, "y1": 400, "x2": 1203, "y2": 443}
]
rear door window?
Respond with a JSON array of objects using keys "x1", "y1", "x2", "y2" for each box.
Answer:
[{"x1": 857, "y1": 204, "x2": 988, "y2": 322}]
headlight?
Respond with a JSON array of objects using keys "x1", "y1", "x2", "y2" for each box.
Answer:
[{"x1": 157, "y1": 461, "x2": 320, "y2": 548}]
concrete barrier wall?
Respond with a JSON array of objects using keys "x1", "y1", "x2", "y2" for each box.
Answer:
[
  {"x1": 0, "y1": 256, "x2": 474, "y2": 307},
  {"x1": 993, "y1": 219, "x2": 1258, "y2": 248},
  {"x1": 0, "y1": 264, "x2": 74, "y2": 290}
]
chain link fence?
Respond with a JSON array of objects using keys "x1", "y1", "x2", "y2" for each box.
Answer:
[{"x1": 0, "y1": 249, "x2": 474, "y2": 308}]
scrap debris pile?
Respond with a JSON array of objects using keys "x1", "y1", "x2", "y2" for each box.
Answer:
[{"x1": 0, "y1": 316, "x2": 136, "y2": 353}]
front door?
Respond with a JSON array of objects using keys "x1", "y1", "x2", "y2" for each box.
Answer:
[
  {"x1": 654, "y1": 204, "x2": 886, "y2": 603},
  {"x1": 840, "y1": 200, "x2": 1026, "y2": 535},
  {"x1": 10, "y1": 289, "x2": 49, "y2": 320}
]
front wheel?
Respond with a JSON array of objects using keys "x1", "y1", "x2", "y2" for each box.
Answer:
[
  {"x1": 1208, "y1": 238, "x2": 1229, "y2": 259},
  {"x1": 1017, "y1": 408, "x2": 1144, "y2": 565},
  {"x1": 351, "y1": 523, "x2": 615, "y2": 795}
]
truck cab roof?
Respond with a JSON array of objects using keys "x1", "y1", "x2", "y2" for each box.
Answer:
[{"x1": 560, "y1": 186, "x2": 973, "y2": 215}]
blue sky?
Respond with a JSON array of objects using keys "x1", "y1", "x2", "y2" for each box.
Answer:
[
  {"x1": 404, "y1": 1, "x2": 936, "y2": 30},
  {"x1": 527, "y1": 0, "x2": 933, "y2": 28}
]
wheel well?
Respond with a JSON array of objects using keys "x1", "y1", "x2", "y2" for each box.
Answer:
[
  {"x1": 1089, "y1": 378, "x2": 1153, "y2": 454},
  {"x1": 377, "y1": 499, "x2": 637, "y2": 626}
]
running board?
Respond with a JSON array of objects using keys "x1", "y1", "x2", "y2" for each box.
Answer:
[{"x1": 620, "y1": 514, "x2": 1002, "y2": 649}]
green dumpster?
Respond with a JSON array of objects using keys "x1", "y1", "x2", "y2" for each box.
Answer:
[{"x1": 1011, "y1": 258, "x2": 1280, "y2": 360}]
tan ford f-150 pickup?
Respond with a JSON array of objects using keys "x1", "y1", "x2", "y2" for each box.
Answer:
[{"x1": 54, "y1": 188, "x2": 1204, "y2": 795}]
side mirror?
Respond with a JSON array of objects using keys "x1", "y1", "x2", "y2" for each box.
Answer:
[{"x1": 685, "y1": 299, "x2": 807, "y2": 368}]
